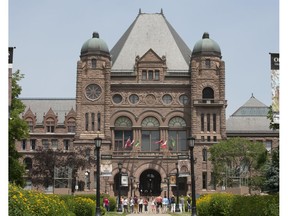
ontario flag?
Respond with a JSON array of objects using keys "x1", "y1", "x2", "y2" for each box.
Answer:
[
  {"x1": 169, "y1": 137, "x2": 176, "y2": 147},
  {"x1": 124, "y1": 137, "x2": 134, "y2": 148},
  {"x1": 134, "y1": 140, "x2": 140, "y2": 147},
  {"x1": 160, "y1": 140, "x2": 167, "y2": 148}
]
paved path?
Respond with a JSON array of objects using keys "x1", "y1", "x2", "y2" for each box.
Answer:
[{"x1": 127, "y1": 214, "x2": 172, "y2": 216}]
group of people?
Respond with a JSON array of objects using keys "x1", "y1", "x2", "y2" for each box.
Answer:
[
  {"x1": 121, "y1": 196, "x2": 148, "y2": 213},
  {"x1": 117, "y1": 194, "x2": 192, "y2": 214}
]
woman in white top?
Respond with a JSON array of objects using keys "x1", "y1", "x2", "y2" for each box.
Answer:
[{"x1": 150, "y1": 197, "x2": 156, "y2": 213}]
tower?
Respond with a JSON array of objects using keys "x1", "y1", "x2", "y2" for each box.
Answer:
[
  {"x1": 75, "y1": 32, "x2": 112, "y2": 143},
  {"x1": 190, "y1": 32, "x2": 227, "y2": 142}
]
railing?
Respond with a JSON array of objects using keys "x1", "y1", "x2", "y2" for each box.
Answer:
[
  {"x1": 112, "y1": 150, "x2": 187, "y2": 159},
  {"x1": 193, "y1": 99, "x2": 227, "y2": 105}
]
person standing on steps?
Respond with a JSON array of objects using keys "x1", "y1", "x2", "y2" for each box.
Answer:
[
  {"x1": 170, "y1": 195, "x2": 176, "y2": 213},
  {"x1": 138, "y1": 197, "x2": 144, "y2": 213}
]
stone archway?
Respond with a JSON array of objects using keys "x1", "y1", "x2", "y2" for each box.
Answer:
[{"x1": 139, "y1": 169, "x2": 162, "y2": 196}]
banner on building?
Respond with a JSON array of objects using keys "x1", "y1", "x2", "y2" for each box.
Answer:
[
  {"x1": 170, "y1": 174, "x2": 176, "y2": 186},
  {"x1": 270, "y1": 53, "x2": 279, "y2": 124},
  {"x1": 178, "y1": 160, "x2": 191, "y2": 177},
  {"x1": 121, "y1": 173, "x2": 128, "y2": 186},
  {"x1": 270, "y1": 53, "x2": 279, "y2": 70},
  {"x1": 9, "y1": 47, "x2": 14, "y2": 64},
  {"x1": 100, "y1": 160, "x2": 112, "y2": 176}
]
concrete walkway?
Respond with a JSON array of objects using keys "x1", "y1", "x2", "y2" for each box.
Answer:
[{"x1": 127, "y1": 214, "x2": 171, "y2": 216}]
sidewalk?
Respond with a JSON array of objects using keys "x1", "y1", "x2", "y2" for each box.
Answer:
[{"x1": 127, "y1": 214, "x2": 172, "y2": 216}]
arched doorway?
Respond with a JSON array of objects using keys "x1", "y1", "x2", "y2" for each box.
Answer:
[{"x1": 139, "y1": 169, "x2": 161, "y2": 196}]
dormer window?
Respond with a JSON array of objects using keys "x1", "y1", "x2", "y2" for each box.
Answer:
[
  {"x1": 26, "y1": 118, "x2": 34, "y2": 132},
  {"x1": 46, "y1": 118, "x2": 55, "y2": 133},
  {"x1": 142, "y1": 69, "x2": 160, "y2": 81},
  {"x1": 67, "y1": 118, "x2": 76, "y2": 133}
]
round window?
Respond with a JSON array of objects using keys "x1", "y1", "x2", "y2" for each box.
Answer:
[
  {"x1": 129, "y1": 94, "x2": 139, "y2": 104},
  {"x1": 179, "y1": 94, "x2": 189, "y2": 105},
  {"x1": 112, "y1": 94, "x2": 123, "y2": 104},
  {"x1": 162, "y1": 94, "x2": 172, "y2": 104},
  {"x1": 85, "y1": 84, "x2": 102, "y2": 101}
]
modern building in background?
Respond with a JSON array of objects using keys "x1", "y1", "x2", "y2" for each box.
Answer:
[{"x1": 16, "y1": 11, "x2": 278, "y2": 196}]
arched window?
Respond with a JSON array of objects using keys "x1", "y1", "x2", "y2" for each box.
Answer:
[
  {"x1": 91, "y1": 59, "x2": 97, "y2": 69},
  {"x1": 97, "y1": 112, "x2": 101, "y2": 131},
  {"x1": 114, "y1": 117, "x2": 133, "y2": 151},
  {"x1": 141, "y1": 117, "x2": 160, "y2": 152},
  {"x1": 91, "y1": 113, "x2": 95, "y2": 131},
  {"x1": 85, "y1": 113, "x2": 89, "y2": 131},
  {"x1": 202, "y1": 148, "x2": 207, "y2": 161},
  {"x1": 168, "y1": 117, "x2": 187, "y2": 151},
  {"x1": 202, "y1": 87, "x2": 214, "y2": 99}
]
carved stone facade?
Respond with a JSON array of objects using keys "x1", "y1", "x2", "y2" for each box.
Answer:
[{"x1": 17, "y1": 11, "x2": 278, "y2": 196}]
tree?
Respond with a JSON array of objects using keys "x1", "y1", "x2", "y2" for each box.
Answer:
[
  {"x1": 30, "y1": 147, "x2": 93, "y2": 192},
  {"x1": 209, "y1": 137, "x2": 268, "y2": 193},
  {"x1": 9, "y1": 70, "x2": 29, "y2": 186},
  {"x1": 267, "y1": 105, "x2": 279, "y2": 130},
  {"x1": 261, "y1": 146, "x2": 279, "y2": 194}
]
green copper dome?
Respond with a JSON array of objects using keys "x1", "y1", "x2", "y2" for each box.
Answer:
[
  {"x1": 192, "y1": 32, "x2": 221, "y2": 57},
  {"x1": 80, "y1": 32, "x2": 110, "y2": 56}
]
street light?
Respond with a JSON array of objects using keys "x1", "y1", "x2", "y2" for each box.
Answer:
[
  {"x1": 129, "y1": 176, "x2": 135, "y2": 198},
  {"x1": 164, "y1": 176, "x2": 170, "y2": 210},
  {"x1": 175, "y1": 162, "x2": 181, "y2": 212},
  {"x1": 117, "y1": 162, "x2": 123, "y2": 212},
  {"x1": 188, "y1": 137, "x2": 197, "y2": 216},
  {"x1": 94, "y1": 136, "x2": 102, "y2": 216}
]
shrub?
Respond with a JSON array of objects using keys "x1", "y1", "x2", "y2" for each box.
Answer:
[
  {"x1": 196, "y1": 194, "x2": 212, "y2": 216},
  {"x1": 9, "y1": 184, "x2": 72, "y2": 216},
  {"x1": 230, "y1": 194, "x2": 279, "y2": 216},
  {"x1": 70, "y1": 197, "x2": 95, "y2": 216},
  {"x1": 196, "y1": 193, "x2": 279, "y2": 216}
]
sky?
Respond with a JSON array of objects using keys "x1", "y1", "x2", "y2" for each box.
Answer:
[{"x1": 8, "y1": 0, "x2": 279, "y2": 117}]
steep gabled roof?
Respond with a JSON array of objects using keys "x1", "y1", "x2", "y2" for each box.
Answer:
[
  {"x1": 110, "y1": 12, "x2": 191, "y2": 72},
  {"x1": 21, "y1": 98, "x2": 75, "y2": 124}
]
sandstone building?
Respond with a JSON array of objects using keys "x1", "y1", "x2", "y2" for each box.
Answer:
[{"x1": 17, "y1": 11, "x2": 278, "y2": 196}]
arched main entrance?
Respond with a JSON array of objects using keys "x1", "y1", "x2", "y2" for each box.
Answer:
[{"x1": 139, "y1": 169, "x2": 161, "y2": 196}]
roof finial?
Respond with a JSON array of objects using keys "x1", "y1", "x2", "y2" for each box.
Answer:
[
  {"x1": 202, "y1": 32, "x2": 209, "y2": 39},
  {"x1": 161, "y1": 8, "x2": 163, "y2": 14},
  {"x1": 139, "y1": 8, "x2": 142, "y2": 14},
  {"x1": 92, "y1": 32, "x2": 99, "y2": 38},
  {"x1": 251, "y1": 93, "x2": 254, "y2": 98}
]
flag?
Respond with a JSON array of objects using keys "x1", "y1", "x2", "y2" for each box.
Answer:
[
  {"x1": 124, "y1": 137, "x2": 132, "y2": 148},
  {"x1": 170, "y1": 137, "x2": 176, "y2": 147},
  {"x1": 134, "y1": 140, "x2": 140, "y2": 147},
  {"x1": 160, "y1": 140, "x2": 167, "y2": 148},
  {"x1": 155, "y1": 139, "x2": 164, "y2": 144}
]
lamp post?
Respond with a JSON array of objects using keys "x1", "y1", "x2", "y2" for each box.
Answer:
[
  {"x1": 130, "y1": 176, "x2": 135, "y2": 198},
  {"x1": 175, "y1": 163, "x2": 181, "y2": 212},
  {"x1": 188, "y1": 137, "x2": 197, "y2": 216},
  {"x1": 94, "y1": 136, "x2": 102, "y2": 216},
  {"x1": 117, "y1": 162, "x2": 123, "y2": 212},
  {"x1": 164, "y1": 176, "x2": 170, "y2": 210}
]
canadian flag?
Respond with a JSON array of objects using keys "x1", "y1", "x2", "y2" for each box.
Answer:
[
  {"x1": 160, "y1": 140, "x2": 167, "y2": 148},
  {"x1": 124, "y1": 137, "x2": 134, "y2": 148}
]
